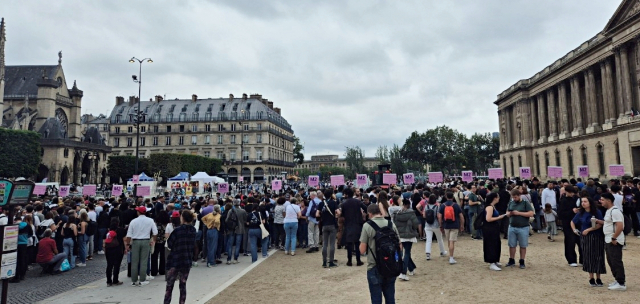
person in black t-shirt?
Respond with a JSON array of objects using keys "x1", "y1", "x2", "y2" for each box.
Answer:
[{"x1": 319, "y1": 189, "x2": 340, "y2": 268}]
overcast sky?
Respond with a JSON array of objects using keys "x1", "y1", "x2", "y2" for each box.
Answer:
[{"x1": 3, "y1": 0, "x2": 620, "y2": 159}]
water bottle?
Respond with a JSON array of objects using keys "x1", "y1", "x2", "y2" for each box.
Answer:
[{"x1": 591, "y1": 216, "x2": 597, "y2": 228}]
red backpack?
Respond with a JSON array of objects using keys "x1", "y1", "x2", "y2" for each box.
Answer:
[{"x1": 444, "y1": 202, "x2": 455, "y2": 222}]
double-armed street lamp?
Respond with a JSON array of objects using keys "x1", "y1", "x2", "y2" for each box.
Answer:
[{"x1": 129, "y1": 57, "x2": 153, "y2": 176}]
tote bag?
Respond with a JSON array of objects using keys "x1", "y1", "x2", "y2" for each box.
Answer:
[{"x1": 259, "y1": 213, "x2": 270, "y2": 239}]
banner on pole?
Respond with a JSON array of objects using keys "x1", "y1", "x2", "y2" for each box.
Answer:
[
  {"x1": 356, "y1": 174, "x2": 368, "y2": 186},
  {"x1": 519, "y1": 167, "x2": 531, "y2": 179},
  {"x1": 383, "y1": 174, "x2": 397, "y2": 185},
  {"x1": 330, "y1": 175, "x2": 345, "y2": 186},
  {"x1": 308, "y1": 176, "x2": 319, "y2": 187},
  {"x1": 403, "y1": 173, "x2": 415, "y2": 184},
  {"x1": 488, "y1": 168, "x2": 503, "y2": 179},
  {"x1": 428, "y1": 172, "x2": 443, "y2": 183},
  {"x1": 462, "y1": 171, "x2": 473, "y2": 182}
]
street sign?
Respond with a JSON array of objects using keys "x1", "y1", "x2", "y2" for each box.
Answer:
[
  {"x1": 4, "y1": 181, "x2": 33, "y2": 205},
  {"x1": 0, "y1": 180, "x2": 13, "y2": 207}
]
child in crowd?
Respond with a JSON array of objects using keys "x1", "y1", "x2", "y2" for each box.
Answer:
[{"x1": 543, "y1": 203, "x2": 557, "y2": 242}]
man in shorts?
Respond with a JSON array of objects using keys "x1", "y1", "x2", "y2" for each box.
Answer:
[
  {"x1": 506, "y1": 188, "x2": 534, "y2": 269},
  {"x1": 438, "y1": 192, "x2": 464, "y2": 265}
]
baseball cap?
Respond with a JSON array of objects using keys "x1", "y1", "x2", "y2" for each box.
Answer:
[
  {"x1": 135, "y1": 206, "x2": 147, "y2": 214},
  {"x1": 171, "y1": 211, "x2": 180, "y2": 218}
]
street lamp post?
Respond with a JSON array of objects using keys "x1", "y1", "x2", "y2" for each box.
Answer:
[
  {"x1": 129, "y1": 57, "x2": 153, "y2": 178},
  {"x1": 238, "y1": 109, "x2": 245, "y2": 187}
]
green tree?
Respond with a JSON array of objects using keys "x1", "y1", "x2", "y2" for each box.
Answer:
[
  {"x1": 401, "y1": 126, "x2": 467, "y2": 174},
  {"x1": 375, "y1": 145, "x2": 390, "y2": 164},
  {"x1": 344, "y1": 146, "x2": 366, "y2": 179},
  {"x1": 0, "y1": 128, "x2": 41, "y2": 178},
  {"x1": 389, "y1": 144, "x2": 406, "y2": 174},
  {"x1": 318, "y1": 166, "x2": 349, "y2": 182},
  {"x1": 107, "y1": 156, "x2": 149, "y2": 183},
  {"x1": 293, "y1": 136, "x2": 305, "y2": 165}
]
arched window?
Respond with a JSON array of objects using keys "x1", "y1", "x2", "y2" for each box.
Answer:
[
  {"x1": 544, "y1": 151, "x2": 550, "y2": 172},
  {"x1": 535, "y1": 153, "x2": 541, "y2": 176},
  {"x1": 597, "y1": 143, "x2": 605, "y2": 175},
  {"x1": 555, "y1": 149, "x2": 561, "y2": 167},
  {"x1": 510, "y1": 156, "x2": 515, "y2": 177},
  {"x1": 258, "y1": 111, "x2": 263, "y2": 119},
  {"x1": 581, "y1": 145, "x2": 587, "y2": 166},
  {"x1": 567, "y1": 148, "x2": 574, "y2": 176},
  {"x1": 503, "y1": 157, "x2": 507, "y2": 177},
  {"x1": 518, "y1": 155, "x2": 522, "y2": 168},
  {"x1": 615, "y1": 140, "x2": 621, "y2": 164}
]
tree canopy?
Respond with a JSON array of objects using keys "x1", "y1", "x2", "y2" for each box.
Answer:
[{"x1": 0, "y1": 128, "x2": 41, "y2": 178}]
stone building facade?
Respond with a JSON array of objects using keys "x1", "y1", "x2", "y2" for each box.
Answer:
[
  {"x1": 108, "y1": 93, "x2": 295, "y2": 183},
  {"x1": 495, "y1": 0, "x2": 640, "y2": 180},
  {"x1": 294, "y1": 154, "x2": 379, "y2": 172},
  {"x1": 0, "y1": 18, "x2": 110, "y2": 184}
]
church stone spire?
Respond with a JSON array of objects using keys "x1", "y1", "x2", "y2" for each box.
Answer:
[{"x1": 1, "y1": 17, "x2": 6, "y2": 81}]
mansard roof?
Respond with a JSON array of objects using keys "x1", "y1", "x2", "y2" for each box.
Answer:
[{"x1": 3, "y1": 65, "x2": 58, "y2": 97}]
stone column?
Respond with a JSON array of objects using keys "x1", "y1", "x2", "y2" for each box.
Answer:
[
  {"x1": 603, "y1": 58, "x2": 618, "y2": 128},
  {"x1": 570, "y1": 76, "x2": 585, "y2": 136},
  {"x1": 537, "y1": 94, "x2": 548, "y2": 143},
  {"x1": 558, "y1": 82, "x2": 570, "y2": 139},
  {"x1": 615, "y1": 47, "x2": 626, "y2": 119},
  {"x1": 586, "y1": 68, "x2": 601, "y2": 133},
  {"x1": 529, "y1": 98, "x2": 538, "y2": 146},
  {"x1": 619, "y1": 44, "x2": 633, "y2": 123},
  {"x1": 547, "y1": 89, "x2": 558, "y2": 141},
  {"x1": 600, "y1": 61, "x2": 612, "y2": 124},
  {"x1": 520, "y1": 99, "x2": 531, "y2": 146}
]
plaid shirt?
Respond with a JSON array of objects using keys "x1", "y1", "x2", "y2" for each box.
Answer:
[{"x1": 166, "y1": 224, "x2": 196, "y2": 270}]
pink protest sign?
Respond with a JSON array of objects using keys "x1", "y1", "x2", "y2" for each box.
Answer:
[
  {"x1": 308, "y1": 176, "x2": 319, "y2": 187},
  {"x1": 33, "y1": 185, "x2": 46, "y2": 195},
  {"x1": 578, "y1": 166, "x2": 589, "y2": 177},
  {"x1": 330, "y1": 175, "x2": 345, "y2": 186},
  {"x1": 462, "y1": 171, "x2": 473, "y2": 182},
  {"x1": 547, "y1": 166, "x2": 563, "y2": 178},
  {"x1": 218, "y1": 183, "x2": 229, "y2": 193},
  {"x1": 519, "y1": 167, "x2": 531, "y2": 179},
  {"x1": 112, "y1": 185, "x2": 123, "y2": 196},
  {"x1": 83, "y1": 185, "x2": 96, "y2": 196},
  {"x1": 59, "y1": 186, "x2": 70, "y2": 197},
  {"x1": 403, "y1": 173, "x2": 415, "y2": 184},
  {"x1": 137, "y1": 186, "x2": 151, "y2": 196},
  {"x1": 428, "y1": 172, "x2": 443, "y2": 183},
  {"x1": 132, "y1": 175, "x2": 140, "y2": 183},
  {"x1": 383, "y1": 174, "x2": 397, "y2": 185},
  {"x1": 271, "y1": 180, "x2": 282, "y2": 191},
  {"x1": 609, "y1": 165, "x2": 625, "y2": 176},
  {"x1": 356, "y1": 174, "x2": 368, "y2": 186},
  {"x1": 488, "y1": 168, "x2": 503, "y2": 179}
]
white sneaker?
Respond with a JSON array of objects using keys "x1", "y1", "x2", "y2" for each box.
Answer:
[
  {"x1": 147, "y1": 275, "x2": 154, "y2": 280},
  {"x1": 490, "y1": 263, "x2": 501, "y2": 271},
  {"x1": 495, "y1": 262, "x2": 502, "y2": 267},
  {"x1": 622, "y1": 245, "x2": 627, "y2": 250},
  {"x1": 569, "y1": 263, "x2": 578, "y2": 267},
  {"x1": 97, "y1": 251, "x2": 105, "y2": 255},
  {"x1": 139, "y1": 281, "x2": 150, "y2": 286},
  {"x1": 608, "y1": 282, "x2": 626, "y2": 291},
  {"x1": 131, "y1": 282, "x2": 139, "y2": 287},
  {"x1": 408, "y1": 270, "x2": 415, "y2": 276},
  {"x1": 76, "y1": 263, "x2": 86, "y2": 267},
  {"x1": 399, "y1": 274, "x2": 409, "y2": 281},
  {"x1": 426, "y1": 253, "x2": 431, "y2": 261},
  {"x1": 284, "y1": 251, "x2": 288, "y2": 255},
  {"x1": 609, "y1": 281, "x2": 618, "y2": 287},
  {"x1": 449, "y1": 257, "x2": 457, "y2": 265},
  {"x1": 440, "y1": 251, "x2": 448, "y2": 257}
]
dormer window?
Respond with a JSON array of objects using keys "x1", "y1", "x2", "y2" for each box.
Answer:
[
  {"x1": 219, "y1": 104, "x2": 226, "y2": 111},
  {"x1": 169, "y1": 105, "x2": 176, "y2": 112},
  {"x1": 195, "y1": 104, "x2": 201, "y2": 112},
  {"x1": 179, "y1": 113, "x2": 186, "y2": 122},
  {"x1": 246, "y1": 103, "x2": 251, "y2": 110},
  {"x1": 232, "y1": 103, "x2": 238, "y2": 111}
]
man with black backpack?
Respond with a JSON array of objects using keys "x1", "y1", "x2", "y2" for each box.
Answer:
[{"x1": 360, "y1": 203, "x2": 402, "y2": 304}]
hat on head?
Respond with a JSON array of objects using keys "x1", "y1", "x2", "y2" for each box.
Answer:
[
  {"x1": 171, "y1": 211, "x2": 180, "y2": 218},
  {"x1": 135, "y1": 206, "x2": 147, "y2": 214},
  {"x1": 174, "y1": 203, "x2": 182, "y2": 210}
]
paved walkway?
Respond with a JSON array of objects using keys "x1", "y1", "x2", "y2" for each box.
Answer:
[{"x1": 38, "y1": 250, "x2": 275, "y2": 304}]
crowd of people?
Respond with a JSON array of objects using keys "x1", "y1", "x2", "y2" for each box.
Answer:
[{"x1": 3, "y1": 175, "x2": 636, "y2": 304}]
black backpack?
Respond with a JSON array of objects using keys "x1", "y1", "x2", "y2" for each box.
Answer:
[
  {"x1": 225, "y1": 209, "x2": 238, "y2": 232},
  {"x1": 366, "y1": 219, "x2": 403, "y2": 278},
  {"x1": 473, "y1": 209, "x2": 486, "y2": 230},
  {"x1": 86, "y1": 220, "x2": 97, "y2": 236},
  {"x1": 425, "y1": 204, "x2": 437, "y2": 225},
  {"x1": 249, "y1": 212, "x2": 260, "y2": 226},
  {"x1": 308, "y1": 200, "x2": 319, "y2": 219}
]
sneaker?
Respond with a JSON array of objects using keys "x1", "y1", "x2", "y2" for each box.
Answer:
[
  {"x1": 426, "y1": 253, "x2": 431, "y2": 261},
  {"x1": 547, "y1": 235, "x2": 551, "y2": 240},
  {"x1": 608, "y1": 282, "x2": 627, "y2": 291},
  {"x1": 306, "y1": 248, "x2": 315, "y2": 253},
  {"x1": 147, "y1": 275, "x2": 155, "y2": 280},
  {"x1": 98, "y1": 251, "x2": 105, "y2": 255},
  {"x1": 595, "y1": 279, "x2": 603, "y2": 287},
  {"x1": 322, "y1": 262, "x2": 328, "y2": 268},
  {"x1": 243, "y1": 253, "x2": 250, "y2": 256},
  {"x1": 569, "y1": 263, "x2": 578, "y2": 267},
  {"x1": 399, "y1": 274, "x2": 409, "y2": 281},
  {"x1": 328, "y1": 262, "x2": 338, "y2": 268},
  {"x1": 408, "y1": 270, "x2": 415, "y2": 276},
  {"x1": 192, "y1": 262, "x2": 198, "y2": 267},
  {"x1": 622, "y1": 245, "x2": 627, "y2": 250},
  {"x1": 440, "y1": 251, "x2": 447, "y2": 257},
  {"x1": 506, "y1": 258, "x2": 516, "y2": 267},
  {"x1": 207, "y1": 263, "x2": 212, "y2": 268},
  {"x1": 107, "y1": 283, "x2": 113, "y2": 287},
  {"x1": 589, "y1": 279, "x2": 596, "y2": 287},
  {"x1": 490, "y1": 263, "x2": 501, "y2": 271},
  {"x1": 356, "y1": 261, "x2": 364, "y2": 266},
  {"x1": 609, "y1": 281, "x2": 618, "y2": 287},
  {"x1": 131, "y1": 282, "x2": 140, "y2": 287},
  {"x1": 139, "y1": 281, "x2": 150, "y2": 286},
  {"x1": 233, "y1": 260, "x2": 238, "y2": 264},
  {"x1": 226, "y1": 260, "x2": 231, "y2": 265},
  {"x1": 76, "y1": 263, "x2": 86, "y2": 267},
  {"x1": 291, "y1": 252, "x2": 295, "y2": 256},
  {"x1": 114, "y1": 281, "x2": 123, "y2": 286},
  {"x1": 346, "y1": 261, "x2": 353, "y2": 267},
  {"x1": 284, "y1": 251, "x2": 289, "y2": 255},
  {"x1": 495, "y1": 262, "x2": 502, "y2": 267},
  {"x1": 519, "y1": 259, "x2": 525, "y2": 269},
  {"x1": 449, "y1": 257, "x2": 457, "y2": 265}
]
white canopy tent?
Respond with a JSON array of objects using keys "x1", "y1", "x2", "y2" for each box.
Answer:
[{"x1": 190, "y1": 172, "x2": 225, "y2": 193}]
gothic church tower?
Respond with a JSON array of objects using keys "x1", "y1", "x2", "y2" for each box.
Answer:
[{"x1": 0, "y1": 18, "x2": 6, "y2": 127}]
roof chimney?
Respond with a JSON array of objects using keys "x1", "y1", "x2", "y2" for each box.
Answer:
[
  {"x1": 250, "y1": 94, "x2": 262, "y2": 101},
  {"x1": 116, "y1": 96, "x2": 124, "y2": 106},
  {"x1": 155, "y1": 95, "x2": 163, "y2": 102},
  {"x1": 267, "y1": 101, "x2": 274, "y2": 109},
  {"x1": 274, "y1": 107, "x2": 281, "y2": 115},
  {"x1": 242, "y1": 93, "x2": 248, "y2": 100},
  {"x1": 129, "y1": 96, "x2": 139, "y2": 105},
  {"x1": 192, "y1": 94, "x2": 198, "y2": 102},
  {"x1": 229, "y1": 93, "x2": 234, "y2": 101}
]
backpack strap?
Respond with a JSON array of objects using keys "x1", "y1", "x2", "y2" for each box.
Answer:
[{"x1": 367, "y1": 219, "x2": 381, "y2": 231}]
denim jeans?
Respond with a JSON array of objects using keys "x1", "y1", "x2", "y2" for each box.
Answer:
[
  {"x1": 284, "y1": 222, "x2": 298, "y2": 253},
  {"x1": 96, "y1": 228, "x2": 107, "y2": 252},
  {"x1": 63, "y1": 238, "x2": 76, "y2": 268},
  {"x1": 248, "y1": 228, "x2": 262, "y2": 262},
  {"x1": 77, "y1": 234, "x2": 88, "y2": 263},
  {"x1": 261, "y1": 235, "x2": 269, "y2": 257},
  {"x1": 226, "y1": 233, "x2": 242, "y2": 261},
  {"x1": 367, "y1": 267, "x2": 396, "y2": 304},
  {"x1": 401, "y1": 242, "x2": 416, "y2": 274},
  {"x1": 206, "y1": 228, "x2": 219, "y2": 265},
  {"x1": 298, "y1": 221, "x2": 308, "y2": 246}
]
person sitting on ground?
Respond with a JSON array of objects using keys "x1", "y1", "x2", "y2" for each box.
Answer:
[{"x1": 36, "y1": 229, "x2": 66, "y2": 275}]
